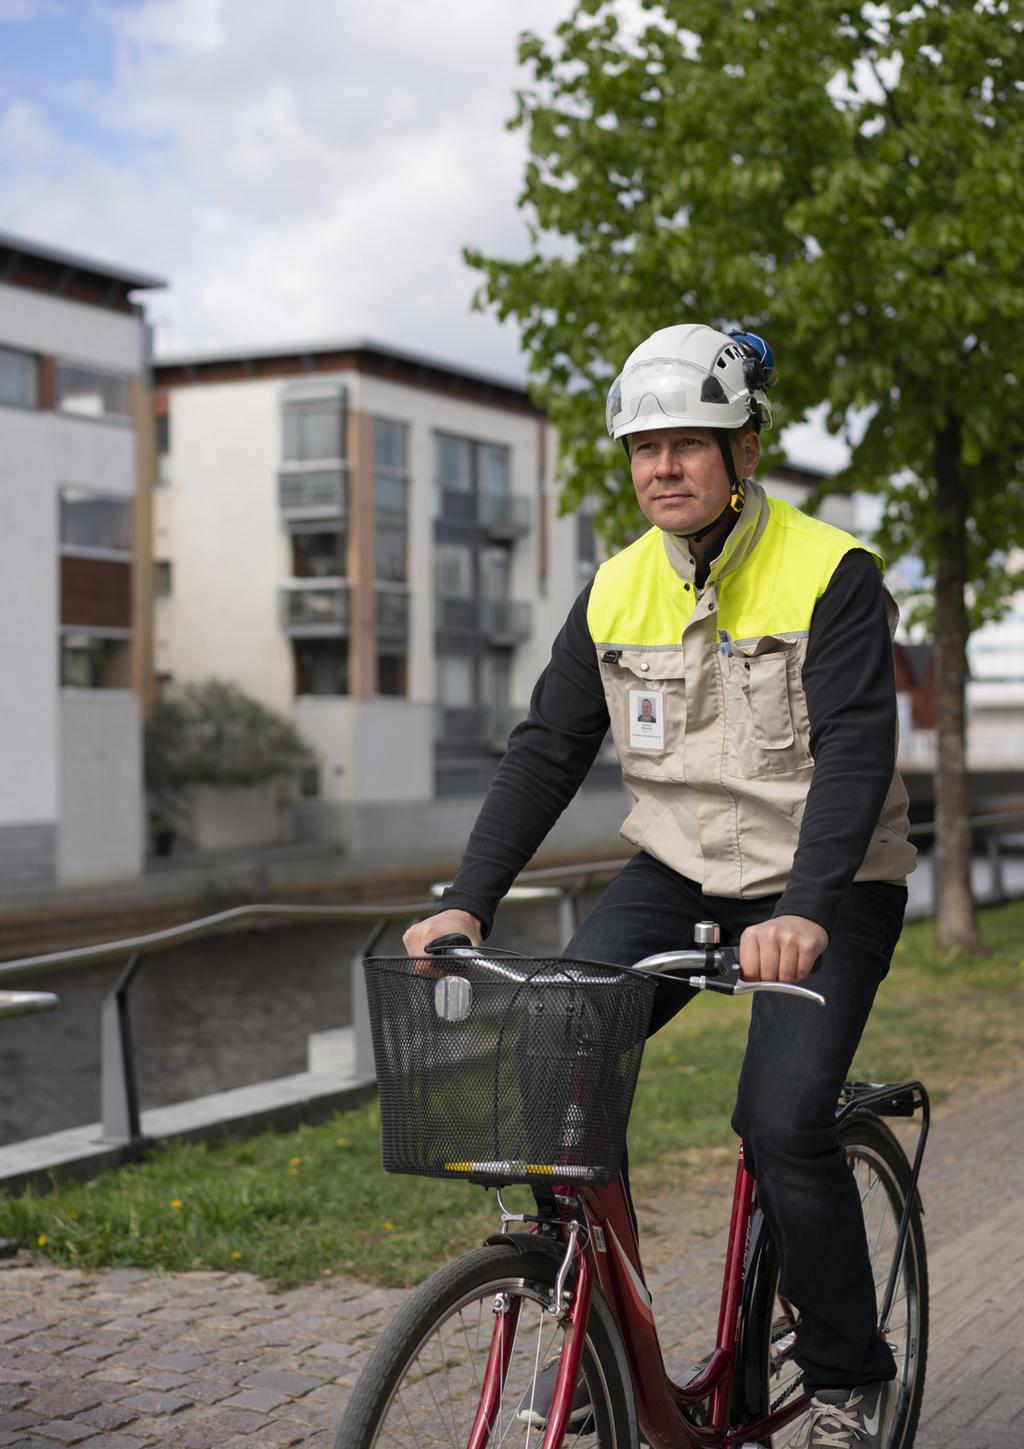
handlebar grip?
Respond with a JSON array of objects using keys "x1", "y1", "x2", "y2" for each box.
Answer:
[{"x1": 424, "y1": 933, "x2": 475, "y2": 954}]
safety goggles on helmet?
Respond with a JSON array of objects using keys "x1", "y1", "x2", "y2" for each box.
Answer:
[{"x1": 605, "y1": 326, "x2": 774, "y2": 441}]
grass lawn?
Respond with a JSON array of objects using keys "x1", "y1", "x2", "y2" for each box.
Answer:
[{"x1": 2, "y1": 899, "x2": 1021, "y2": 1290}]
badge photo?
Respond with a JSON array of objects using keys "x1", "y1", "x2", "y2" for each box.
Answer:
[{"x1": 628, "y1": 690, "x2": 665, "y2": 750}]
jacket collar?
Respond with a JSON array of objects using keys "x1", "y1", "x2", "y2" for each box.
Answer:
[{"x1": 661, "y1": 479, "x2": 770, "y2": 587}]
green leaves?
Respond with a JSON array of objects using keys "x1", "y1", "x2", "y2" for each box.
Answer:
[{"x1": 470, "y1": 0, "x2": 1024, "y2": 597}]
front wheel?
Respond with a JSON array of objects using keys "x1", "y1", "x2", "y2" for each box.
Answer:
[
  {"x1": 335, "y1": 1242, "x2": 638, "y2": 1449},
  {"x1": 735, "y1": 1111, "x2": 928, "y2": 1449}
]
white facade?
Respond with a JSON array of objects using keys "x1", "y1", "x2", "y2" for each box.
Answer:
[
  {"x1": 0, "y1": 238, "x2": 161, "y2": 891},
  {"x1": 154, "y1": 378, "x2": 293, "y2": 713},
  {"x1": 153, "y1": 348, "x2": 580, "y2": 822}
]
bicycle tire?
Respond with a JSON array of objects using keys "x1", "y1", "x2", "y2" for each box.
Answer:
[
  {"x1": 335, "y1": 1241, "x2": 639, "y2": 1449},
  {"x1": 735, "y1": 1111, "x2": 928, "y2": 1449}
]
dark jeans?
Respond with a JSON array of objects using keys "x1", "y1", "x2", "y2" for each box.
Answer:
[{"x1": 563, "y1": 851, "x2": 908, "y2": 1392}]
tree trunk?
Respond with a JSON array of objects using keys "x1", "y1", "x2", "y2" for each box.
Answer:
[{"x1": 931, "y1": 421, "x2": 982, "y2": 953}]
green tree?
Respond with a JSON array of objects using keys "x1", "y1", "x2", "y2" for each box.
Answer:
[{"x1": 468, "y1": 0, "x2": 1024, "y2": 951}]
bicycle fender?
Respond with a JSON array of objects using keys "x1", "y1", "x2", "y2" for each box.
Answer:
[{"x1": 482, "y1": 1232, "x2": 565, "y2": 1264}]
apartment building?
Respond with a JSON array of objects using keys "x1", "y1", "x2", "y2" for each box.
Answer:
[
  {"x1": 151, "y1": 340, "x2": 609, "y2": 854},
  {"x1": 0, "y1": 231, "x2": 163, "y2": 891}
]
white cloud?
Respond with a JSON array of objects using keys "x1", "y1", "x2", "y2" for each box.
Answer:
[{"x1": 1, "y1": 0, "x2": 559, "y2": 374}]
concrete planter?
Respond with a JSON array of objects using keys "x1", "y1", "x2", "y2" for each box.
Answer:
[{"x1": 183, "y1": 776, "x2": 296, "y2": 852}]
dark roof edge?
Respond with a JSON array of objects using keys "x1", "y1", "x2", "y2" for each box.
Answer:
[
  {"x1": 0, "y1": 229, "x2": 166, "y2": 291},
  {"x1": 153, "y1": 336, "x2": 532, "y2": 399}
]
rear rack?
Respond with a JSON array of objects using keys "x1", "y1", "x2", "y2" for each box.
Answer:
[
  {"x1": 836, "y1": 1078, "x2": 930, "y2": 1335},
  {"x1": 838, "y1": 1079, "x2": 928, "y2": 1121}
]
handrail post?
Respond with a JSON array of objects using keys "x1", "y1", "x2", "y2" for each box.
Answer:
[
  {"x1": 987, "y1": 832, "x2": 1007, "y2": 903},
  {"x1": 353, "y1": 920, "x2": 389, "y2": 1083},
  {"x1": 99, "y1": 953, "x2": 146, "y2": 1146},
  {"x1": 559, "y1": 877, "x2": 587, "y2": 947}
]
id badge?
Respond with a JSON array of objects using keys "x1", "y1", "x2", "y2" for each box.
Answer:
[{"x1": 628, "y1": 689, "x2": 665, "y2": 750}]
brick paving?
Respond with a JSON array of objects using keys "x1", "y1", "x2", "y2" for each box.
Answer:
[{"x1": 1, "y1": 1080, "x2": 1021, "y2": 1447}]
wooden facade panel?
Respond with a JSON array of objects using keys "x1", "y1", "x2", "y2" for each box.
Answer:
[{"x1": 61, "y1": 555, "x2": 133, "y2": 630}]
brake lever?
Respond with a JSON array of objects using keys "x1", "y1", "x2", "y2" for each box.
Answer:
[{"x1": 699, "y1": 955, "x2": 825, "y2": 1006}]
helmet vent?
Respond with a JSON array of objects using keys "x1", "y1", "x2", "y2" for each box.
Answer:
[{"x1": 700, "y1": 376, "x2": 728, "y2": 403}]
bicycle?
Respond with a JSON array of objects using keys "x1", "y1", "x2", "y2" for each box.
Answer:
[{"x1": 337, "y1": 925, "x2": 929, "y2": 1449}]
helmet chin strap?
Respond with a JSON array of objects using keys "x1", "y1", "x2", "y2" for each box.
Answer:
[{"x1": 678, "y1": 430, "x2": 746, "y2": 541}]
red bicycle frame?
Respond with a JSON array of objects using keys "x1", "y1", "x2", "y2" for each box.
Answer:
[{"x1": 503, "y1": 1147, "x2": 811, "y2": 1449}]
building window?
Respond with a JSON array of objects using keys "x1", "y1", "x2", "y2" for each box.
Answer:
[
  {"x1": 155, "y1": 413, "x2": 171, "y2": 484},
  {"x1": 56, "y1": 361, "x2": 132, "y2": 420},
  {"x1": 436, "y1": 433, "x2": 474, "y2": 492},
  {"x1": 479, "y1": 442, "x2": 510, "y2": 497},
  {"x1": 292, "y1": 530, "x2": 346, "y2": 579},
  {"x1": 0, "y1": 345, "x2": 38, "y2": 409},
  {"x1": 437, "y1": 653, "x2": 474, "y2": 707},
  {"x1": 60, "y1": 633, "x2": 132, "y2": 689},
  {"x1": 374, "y1": 417, "x2": 407, "y2": 472},
  {"x1": 375, "y1": 523, "x2": 407, "y2": 583},
  {"x1": 435, "y1": 542, "x2": 472, "y2": 599},
  {"x1": 59, "y1": 490, "x2": 132, "y2": 555},
  {"x1": 293, "y1": 639, "x2": 349, "y2": 696},
  {"x1": 480, "y1": 545, "x2": 510, "y2": 602},
  {"x1": 155, "y1": 561, "x2": 172, "y2": 598},
  {"x1": 377, "y1": 653, "x2": 407, "y2": 697},
  {"x1": 283, "y1": 396, "x2": 345, "y2": 462}
]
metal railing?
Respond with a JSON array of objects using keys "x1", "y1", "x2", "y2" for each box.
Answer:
[
  {"x1": 280, "y1": 581, "x2": 350, "y2": 632},
  {"x1": 277, "y1": 465, "x2": 348, "y2": 517},
  {"x1": 0, "y1": 990, "x2": 58, "y2": 1021},
  {"x1": 0, "y1": 860, "x2": 625, "y2": 1153},
  {"x1": 1, "y1": 812, "x2": 1021, "y2": 1157}
]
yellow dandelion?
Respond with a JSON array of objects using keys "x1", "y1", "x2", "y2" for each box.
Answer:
[
  {"x1": 231, "y1": 1251, "x2": 242, "y2": 1261},
  {"x1": 383, "y1": 1221, "x2": 394, "y2": 1232},
  {"x1": 36, "y1": 1234, "x2": 47, "y2": 1248},
  {"x1": 169, "y1": 1199, "x2": 183, "y2": 1210},
  {"x1": 335, "y1": 1137, "x2": 349, "y2": 1148},
  {"x1": 289, "y1": 1156, "x2": 303, "y2": 1168},
  {"x1": 666, "y1": 1055, "x2": 678, "y2": 1065}
]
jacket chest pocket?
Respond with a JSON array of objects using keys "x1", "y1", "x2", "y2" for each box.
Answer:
[
  {"x1": 599, "y1": 650, "x2": 687, "y2": 783},
  {"x1": 724, "y1": 638, "x2": 812, "y2": 779}
]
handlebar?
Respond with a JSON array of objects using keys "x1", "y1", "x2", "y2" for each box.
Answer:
[{"x1": 423, "y1": 932, "x2": 825, "y2": 1007}]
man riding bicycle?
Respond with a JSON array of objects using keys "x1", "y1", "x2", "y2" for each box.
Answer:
[{"x1": 404, "y1": 323, "x2": 917, "y2": 1449}]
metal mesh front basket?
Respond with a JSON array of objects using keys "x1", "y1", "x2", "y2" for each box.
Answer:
[{"x1": 364, "y1": 955, "x2": 656, "y2": 1187}]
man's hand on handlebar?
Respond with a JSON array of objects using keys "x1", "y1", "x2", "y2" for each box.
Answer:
[
  {"x1": 403, "y1": 909, "x2": 484, "y2": 958},
  {"x1": 739, "y1": 914, "x2": 828, "y2": 984}
]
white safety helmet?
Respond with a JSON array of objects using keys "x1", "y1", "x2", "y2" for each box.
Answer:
[{"x1": 605, "y1": 323, "x2": 773, "y2": 442}]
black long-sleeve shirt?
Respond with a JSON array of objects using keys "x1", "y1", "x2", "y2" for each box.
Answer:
[{"x1": 439, "y1": 549, "x2": 898, "y2": 940}]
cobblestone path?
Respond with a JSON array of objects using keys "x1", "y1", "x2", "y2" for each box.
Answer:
[{"x1": 1, "y1": 1081, "x2": 1021, "y2": 1448}]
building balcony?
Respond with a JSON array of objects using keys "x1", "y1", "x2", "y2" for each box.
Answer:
[
  {"x1": 481, "y1": 598, "x2": 532, "y2": 645},
  {"x1": 479, "y1": 492, "x2": 531, "y2": 539},
  {"x1": 281, "y1": 580, "x2": 349, "y2": 636},
  {"x1": 376, "y1": 587, "x2": 409, "y2": 639},
  {"x1": 278, "y1": 465, "x2": 348, "y2": 520},
  {"x1": 435, "y1": 596, "x2": 478, "y2": 632}
]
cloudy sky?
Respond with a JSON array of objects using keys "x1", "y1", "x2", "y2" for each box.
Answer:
[
  {"x1": 0, "y1": 0, "x2": 565, "y2": 379},
  {"x1": 0, "y1": 0, "x2": 849, "y2": 469}
]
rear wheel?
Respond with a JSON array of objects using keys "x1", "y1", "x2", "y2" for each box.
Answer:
[
  {"x1": 336, "y1": 1242, "x2": 638, "y2": 1448},
  {"x1": 737, "y1": 1112, "x2": 928, "y2": 1449}
]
